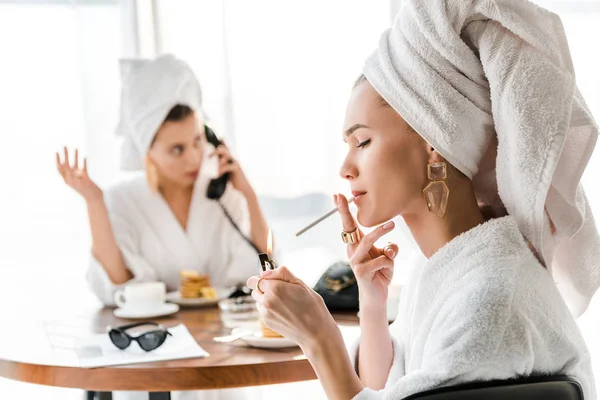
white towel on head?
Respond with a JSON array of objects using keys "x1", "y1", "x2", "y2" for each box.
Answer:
[
  {"x1": 116, "y1": 54, "x2": 203, "y2": 170},
  {"x1": 363, "y1": 0, "x2": 600, "y2": 317}
]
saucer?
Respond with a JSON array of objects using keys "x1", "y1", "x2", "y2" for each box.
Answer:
[
  {"x1": 114, "y1": 303, "x2": 180, "y2": 319},
  {"x1": 231, "y1": 328, "x2": 298, "y2": 349},
  {"x1": 166, "y1": 290, "x2": 227, "y2": 307}
]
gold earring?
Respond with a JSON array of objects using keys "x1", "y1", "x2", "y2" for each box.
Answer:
[
  {"x1": 145, "y1": 155, "x2": 160, "y2": 192},
  {"x1": 423, "y1": 161, "x2": 449, "y2": 219}
]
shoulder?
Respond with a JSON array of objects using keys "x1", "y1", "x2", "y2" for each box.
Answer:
[
  {"x1": 103, "y1": 174, "x2": 149, "y2": 210},
  {"x1": 440, "y1": 218, "x2": 534, "y2": 315}
]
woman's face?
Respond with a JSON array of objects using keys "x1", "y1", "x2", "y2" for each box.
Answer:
[
  {"x1": 148, "y1": 112, "x2": 206, "y2": 188},
  {"x1": 340, "y1": 81, "x2": 431, "y2": 227}
]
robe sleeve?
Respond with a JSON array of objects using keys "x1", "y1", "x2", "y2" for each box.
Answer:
[
  {"x1": 217, "y1": 184, "x2": 260, "y2": 286},
  {"x1": 352, "y1": 279, "x2": 519, "y2": 400},
  {"x1": 348, "y1": 334, "x2": 406, "y2": 391},
  {"x1": 86, "y1": 189, "x2": 159, "y2": 306}
]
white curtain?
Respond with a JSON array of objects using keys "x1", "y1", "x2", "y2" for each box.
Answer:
[{"x1": 0, "y1": 1, "x2": 129, "y2": 398}]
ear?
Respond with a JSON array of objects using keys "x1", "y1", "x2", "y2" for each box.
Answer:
[{"x1": 426, "y1": 144, "x2": 445, "y2": 163}]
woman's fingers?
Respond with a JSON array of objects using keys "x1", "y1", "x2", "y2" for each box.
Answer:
[
  {"x1": 218, "y1": 157, "x2": 235, "y2": 169},
  {"x1": 56, "y1": 152, "x2": 65, "y2": 176},
  {"x1": 336, "y1": 194, "x2": 360, "y2": 235},
  {"x1": 353, "y1": 254, "x2": 394, "y2": 278},
  {"x1": 247, "y1": 276, "x2": 262, "y2": 294},
  {"x1": 218, "y1": 164, "x2": 236, "y2": 177},
  {"x1": 210, "y1": 145, "x2": 231, "y2": 159},
  {"x1": 383, "y1": 242, "x2": 399, "y2": 260},
  {"x1": 63, "y1": 147, "x2": 69, "y2": 169},
  {"x1": 350, "y1": 220, "x2": 395, "y2": 263},
  {"x1": 74, "y1": 148, "x2": 79, "y2": 170},
  {"x1": 336, "y1": 193, "x2": 385, "y2": 260}
]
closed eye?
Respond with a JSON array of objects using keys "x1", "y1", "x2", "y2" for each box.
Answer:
[{"x1": 357, "y1": 139, "x2": 371, "y2": 148}]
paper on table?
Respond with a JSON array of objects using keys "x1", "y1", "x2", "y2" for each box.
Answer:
[{"x1": 75, "y1": 324, "x2": 208, "y2": 368}]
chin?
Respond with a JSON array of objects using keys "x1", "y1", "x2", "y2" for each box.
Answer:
[{"x1": 356, "y1": 207, "x2": 393, "y2": 228}]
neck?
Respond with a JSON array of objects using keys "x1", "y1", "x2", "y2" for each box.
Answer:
[
  {"x1": 159, "y1": 181, "x2": 194, "y2": 203},
  {"x1": 402, "y1": 182, "x2": 485, "y2": 259}
]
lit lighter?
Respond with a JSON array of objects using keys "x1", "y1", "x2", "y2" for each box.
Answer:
[{"x1": 258, "y1": 230, "x2": 277, "y2": 272}]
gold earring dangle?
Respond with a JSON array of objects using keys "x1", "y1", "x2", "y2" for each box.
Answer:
[
  {"x1": 145, "y1": 156, "x2": 160, "y2": 192},
  {"x1": 423, "y1": 161, "x2": 449, "y2": 219}
]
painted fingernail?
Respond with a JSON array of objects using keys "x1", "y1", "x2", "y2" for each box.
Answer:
[
  {"x1": 334, "y1": 194, "x2": 339, "y2": 206},
  {"x1": 386, "y1": 248, "x2": 396, "y2": 259},
  {"x1": 383, "y1": 221, "x2": 395, "y2": 230}
]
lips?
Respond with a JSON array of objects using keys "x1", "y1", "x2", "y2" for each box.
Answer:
[
  {"x1": 186, "y1": 171, "x2": 199, "y2": 179},
  {"x1": 352, "y1": 191, "x2": 367, "y2": 204}
]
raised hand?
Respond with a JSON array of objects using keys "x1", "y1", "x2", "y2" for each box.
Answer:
[
  {"x1": 335, "y1": 194, "x2": 398, "y2": 306},
  {"x1": 210, "y1": 142, "x2": 252, "y2": 195},
  {"x1": 56, "y1": 147, "x2": 102, "y2": 202}
]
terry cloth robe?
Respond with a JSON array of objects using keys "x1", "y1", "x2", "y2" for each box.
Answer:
[
  {"x1": 351, "y1": 216, "x2": 595, "y2": 400},
  {"x1": 86, "y1": 173, "x2": 258, "y2": 306}
]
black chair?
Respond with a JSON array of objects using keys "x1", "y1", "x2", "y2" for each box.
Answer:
[{"x1": 403, "y1": 375, "x2": 583, "y2": 400}]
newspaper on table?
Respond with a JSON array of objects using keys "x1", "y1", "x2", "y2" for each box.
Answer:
[{"x1": 74, "y1": 324, "x2": 208, "y2": 368}]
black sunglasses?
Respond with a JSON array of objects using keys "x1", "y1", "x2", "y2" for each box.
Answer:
[{"x1": 107, "y1": 322, "x2": 172, "y2": 352}]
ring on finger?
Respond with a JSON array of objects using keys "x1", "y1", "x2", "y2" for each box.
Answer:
[
  {"x1": 256, "y1": 277, "x2": 265, "y2": 294},
  {"x1": 341, "y1": 228, "x2": 360, "y2": 244}
]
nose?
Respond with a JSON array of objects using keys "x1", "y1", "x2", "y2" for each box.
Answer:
[
  {"x1": 339, "y1": 154, "x2": 358, "y2": 181},
  {"x1": 188, "y1": 146, "x2": 203, "y2": 165}
]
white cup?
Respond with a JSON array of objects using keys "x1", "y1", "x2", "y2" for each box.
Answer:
[{"x1": 114, "y1": 282, "x2": 166, "y2": 311}]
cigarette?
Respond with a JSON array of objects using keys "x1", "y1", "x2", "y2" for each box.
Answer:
[{"x1": 295, "y1": 196, "x2": 355, "y2": 237}]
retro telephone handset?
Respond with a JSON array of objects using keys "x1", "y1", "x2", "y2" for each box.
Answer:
[
  {"x1": 205, "y1": 125, "x2": 230, "y2": 200},
  {"x1": 203, "y1": 125, "x2": 261, "y2": 254}
]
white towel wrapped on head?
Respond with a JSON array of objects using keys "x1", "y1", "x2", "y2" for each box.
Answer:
[
  {"x1": 116, "y1": 54, "x2": 204, "y2": 171},
  {"x1": 363, "y1": 0, "x2": 599, "y2": 317}
]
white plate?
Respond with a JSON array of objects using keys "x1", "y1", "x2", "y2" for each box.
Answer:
[
  {"x1": 166, "y1": 290, "x2": 228, "y2": 307},
  {"x1": 232, "y1": 328, "x2": 298, "y2": 349},
  {"x1": 114, "y1": 303, "x2": 180, "y2": 319}
]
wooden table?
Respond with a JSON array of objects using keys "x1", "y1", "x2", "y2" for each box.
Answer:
[{"x1": 0, "y1": 306, "x2": 359, "y2": 399}]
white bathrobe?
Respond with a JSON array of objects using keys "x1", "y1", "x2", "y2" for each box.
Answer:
[
  {"x1": 86, "y1": 173, "x2": 258, "y2": 400},
  {"x1": 86, "y1": 173, "x2": 258, "y2": 306},
  {"x1": 352, "y1": 217, "x2": 596, "y2": 400}
]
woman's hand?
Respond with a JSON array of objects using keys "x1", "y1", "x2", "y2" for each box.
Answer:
[
  {"x1": 210, "y1": 143, "x2": 253, "y2": 196},
  {"x1": 56, "y1": 147, "x2": 102, "y2": 203},
  {"x1": 335, "y1": 194, "x2": 398, "y2": 307},
  {"x1": 247, "y1": 267, "x2": 339, "y2": 350},
  {"x1": 249, "y1": 267, "x2": 366, "y2": 400}
]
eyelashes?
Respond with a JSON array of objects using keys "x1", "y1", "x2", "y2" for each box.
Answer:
[{"x1": 357, "y1": 139, "x2": 372, "y2": 148}]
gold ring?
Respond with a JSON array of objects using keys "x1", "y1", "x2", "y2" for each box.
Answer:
[
  {"x1": 256, "y1": 277, "x2": 265, "y2": 294},
  {"x1": 341, "y1": 228, "x2": 359, "y2": 244}
]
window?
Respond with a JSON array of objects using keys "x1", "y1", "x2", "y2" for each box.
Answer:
[{"x1": 0, "y1": 1, "x2": 124, "y2": 397}]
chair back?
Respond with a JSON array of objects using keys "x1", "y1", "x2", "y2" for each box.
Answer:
[{"x1": 402, "y1": 375, "x2": 584, "y2": 400}]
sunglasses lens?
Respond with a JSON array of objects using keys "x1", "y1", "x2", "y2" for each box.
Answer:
[
  {"x1": 109, "y1": 330, "x2": 131, "y2": 349},
  {"x1": 138, "y1": 331, "x2": 167, "y2": 351}
]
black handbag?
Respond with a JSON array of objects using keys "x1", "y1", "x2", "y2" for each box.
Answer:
[{"x1": 313, "y1": 261, "x2": 359, "y2": 311}]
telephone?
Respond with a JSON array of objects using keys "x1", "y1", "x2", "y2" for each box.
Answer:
[
  {"x1": 203, "y1": 125, "x2": 261, "y2": 254},
  {"x1": 204, "y1": 125, "x2": 230, "y2": 200}
]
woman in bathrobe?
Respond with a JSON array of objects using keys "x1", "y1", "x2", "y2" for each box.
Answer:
[
  {"x1": 56, "y1": 55, "x2": 268, "y2": 306},
  {"x1": 247, "y1": 80, "x2": 597, "y2": 400},
  {"x1": 56, "y1": 55, "x2": 267, "y2": 400},
  {"x1": 246, "y1": 1, "x2": 599, "y2": 399}
]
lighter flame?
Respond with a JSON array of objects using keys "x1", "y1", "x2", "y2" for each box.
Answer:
[{"x1": 267, "y1": 229, "x2": 273, "y2": 257}]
